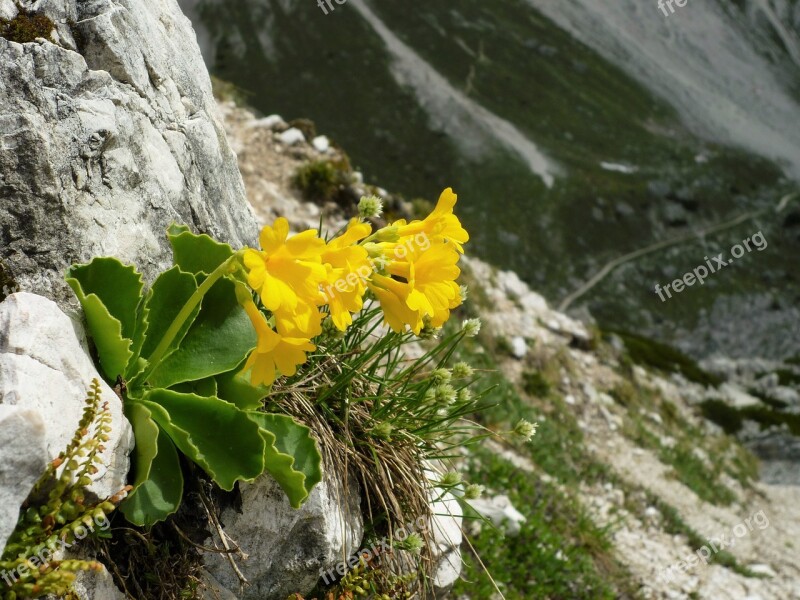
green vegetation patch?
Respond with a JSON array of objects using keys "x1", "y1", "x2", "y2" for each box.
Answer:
[
  {"x1": 608, "y1": 330, "x2": 722, "y2": 387},
  {"x1": 700, "y1": 398, "x2": 800, "y2": 436},
  {"x1": 455, "y1": 446, "x2": 638, "y2": 599},
  {"x1": 522, "y1": 370, "x2": 551, "y2": 398},
  {"x1": 293, "y1": 159, "x2": 353, "y2": 206},
  {"x1": 613, "y1": 378, "x2": 744, "y2": 505},
  {"x1": 1, "y1": 8, "x2": 54, "y2": 43}
]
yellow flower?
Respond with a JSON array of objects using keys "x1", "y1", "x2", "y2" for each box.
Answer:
[
  {"x1": 320, "y1": 219, "x2": 373, "y2": 330},
  {"x1": 243, "y1": 217, "x2": 327, "y2": 314},
  {"x1": 368, "y1": 276, "x2": 424, "y2": 334},
  {"x1": 392, "y1": 188, "x2": 469, "y2": 253},
  {"x1": 274, "y1": 301, "x2": 324, "y2": 339},
  {"x1": 392, "y1": 242, "x2": 461, "y2": 327},
  {"x1": 369, "y1": 239, "x2": 462, "y2": 333},
  {"x1": 240, "y1": 299, "x2": 315, "y2": 386}
]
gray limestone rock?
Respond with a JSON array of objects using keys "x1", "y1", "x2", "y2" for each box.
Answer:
[{"x1": 0, "y1": 0, "x2": 258, "y2": 307}]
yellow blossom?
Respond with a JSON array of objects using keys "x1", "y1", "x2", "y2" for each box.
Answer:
[
  {"x1": 368, "y1": 276, "x2": 424, "y2": 334},
  {"x1": 369, "y1": 240, "x2": 462, "y2": 332},
  {"x1": 390, "y1": 188, "x2": 469, "y2": 253},
  {"x1": 392, "y1": 242, "x2": 461, "y2": 326},
  {"x1": 240, "y1": 299, "x2": 315, "y2": 386},
  {"x1": 273, "y1": 302, "x2": 324, "y2": 339},
  {"x1": 243, "y1": 217, "x2": 327, "y2": 315},
  {"x1": 320, "y1": 219, "x2": 373, "y2": 330}
]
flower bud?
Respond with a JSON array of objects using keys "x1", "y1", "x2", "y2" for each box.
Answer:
[
  {"x1": 452, "y1": 362, "x2": 474, "y2": 378},
  {"x1": 437, "y1": 471, "x2": 462, "y2": 487},
  {"x1": 461, "y1": 318, "x2": 481, "y2": 337},
  {"x1": 430, "y1": 368, "x2": 451, "y2": 385},
  {"x1": 463, "y1": 483, "x2": 485, "y2": 500},
  {"x1": 358, "y1": 195, "x2": 384, "y2": 218},
  {"x1": 435, "y1": 384, "x2": 456, "y2": 405},
  {"x1": 513, "y1": 419, "x2": 538, "y2": 442},
  {"x1": 374, "y1": 226, "x2": 399, "y2": 243}
]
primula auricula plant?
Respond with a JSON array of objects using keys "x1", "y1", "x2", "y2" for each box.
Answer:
[{"x1": 66, "y1": 188, "x2": 469, "y2": 527}]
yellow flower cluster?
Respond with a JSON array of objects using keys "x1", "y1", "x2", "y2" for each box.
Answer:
[{"x1": 239, "y1": 188, "x2": 469, "y2": 386}]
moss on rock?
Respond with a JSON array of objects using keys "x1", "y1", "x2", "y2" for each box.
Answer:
[{"x1": 1, "y1": 9, "x2": 54, "y2": 44}]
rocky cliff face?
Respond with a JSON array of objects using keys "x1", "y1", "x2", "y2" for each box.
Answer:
[{"x1": 0, "y1": 0, "x2": 257, "y2": 307}]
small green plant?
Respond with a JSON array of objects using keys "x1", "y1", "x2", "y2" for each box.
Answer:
[
  {"x1": 65, "y1": 186, "x2": 473, "y2": 540},
  {"x1": 608, "y1": 330, "x2": 722, "y2": 386},
  {"x1": 0, "y1": 380, "x2": 128, "y2": 600},
  {"x1": 66, "y1": 226, "x2": 322, "y2": 526},
  {"x1": 293, "y1": 160, "x2": 350, "y2": 204},
  {"x1": 522, "y1": 370, "x2": 551, "y2": 397}
]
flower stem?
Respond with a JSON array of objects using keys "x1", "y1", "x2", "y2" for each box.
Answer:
[{"x1": 136, "y1": 254, "x2": 241, "y2": 385}]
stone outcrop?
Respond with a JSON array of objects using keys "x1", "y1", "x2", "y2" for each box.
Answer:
[
  {"x1": 0, "y1": 404, "x2": 47, "y2": 553},
  {"x1": 0, "y1": 0, "x2": 258, "y2": 307},
  {"x1": 0, "y1": 292, "x2": 134, "y2": 556},
  {"x1": 202, "y1": 471, "x2": 363, "y2": 600}
]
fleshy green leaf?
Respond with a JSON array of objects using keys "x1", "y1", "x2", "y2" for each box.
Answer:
[
  {"x1": 127, "y1": 295, "x2": 150, "y2": 380},
  {"x1": 171, "y1": 377, "x2": 218, "y2": 397},
  {"x1": 66, "y1": 258, "x2": 143, "y2": 381},
  {"x1": 140, "y1": 266, "x2": 199, "y2": 360},
  {"x1": 167, "y1": 224, "x2": 234, "y2": 275},
  {"x1": 67, "y1": 258, "x2": 143, "y2": 340},
  {"x1": 216, "y1": 364, "x2": 269, "y2": 411},
  {"x1": 120, "y1": 402, "x2": 183, "y2": 526},
  {"x1": 144, "y1": 389, "x2": 266, "y2": 490},
  {"x1": 247, "y1": 412, "x2": 323, "y2": 508},
  {"x1": 148, "y1": 278, "x2": 256, "y2": 389}
]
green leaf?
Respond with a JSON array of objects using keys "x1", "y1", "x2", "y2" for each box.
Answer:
[
  {"x1": 127, "y1": 296, "x2": 150, "y2": 380},
  {"x1": 171, "y1": 377, "x2": 218, "y2": 397},
  {"x1": 120, "y1": 402, "x2": 183, "y2": 526},
  {"x1": 145, "y1": 389, "x2": 266, "y2": 490},
  {"x1": 66, "y1": 258, "x2": 143, "y2": 381},
  {"x1": 140, "y1": 266, "x2": 200, "y2": 360},
  {"x1": 167, "y1": 224, "x2": 234, "y2": 275},
  {"x1": 149, "y1": 278, "x2": 256, "y2": 389},
  {"x1": 247, "y1": 412, "x2": 323, "y2": 508},
  {"x1": 216, "y1": 364, "x2": 269, "y2": 411},
  {"x1": 66, "y1": 258, "x2": 143, "y2": 340}
]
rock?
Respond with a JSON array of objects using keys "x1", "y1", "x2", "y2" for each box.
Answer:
[
  {"x1": 58, "y1": 564, "x2": 127, "y2": 600},
  {"x1": 719, "y1": 383, "x2": 761, "y2": 409},
  {"x1": 468, "y1": 494, "x2": 526, "y2": 536},
  {"x1": 252, "y1": 114, "x2": 286, "y2": 131},
  {"x1": 747, "y1": 564, "x2": 777, "y2": 578},
  {"x1": 0, "y1": 0, "x2": 258, "y2": 308},
  {"x1": 199, "y1": 571, "x2": 239, "y2": 600},
  {"x1": 0, "y1": 405, "x2": 48, "y2": 554},
  {"x1": 433, "y1": 548, "x2": 462, "y2": 597},
  {"x1": 203, "y1": 470, "x2": 363, "y2": 600},
  {"x1": 0, "y1": 293, "x2": 134, "y2": 503},
  {"x1": 278, "y1": 127, "x2": 306, "y2": 146},
  {"x1": 428, "y1": 491, "x2": 463, "y2": 597},
  {"x1": 312, "y1": 135, "x2": 330, "y2": 153},
  {"x1": 510, "y1": 336, "x2": 528, "y2": 359}
]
